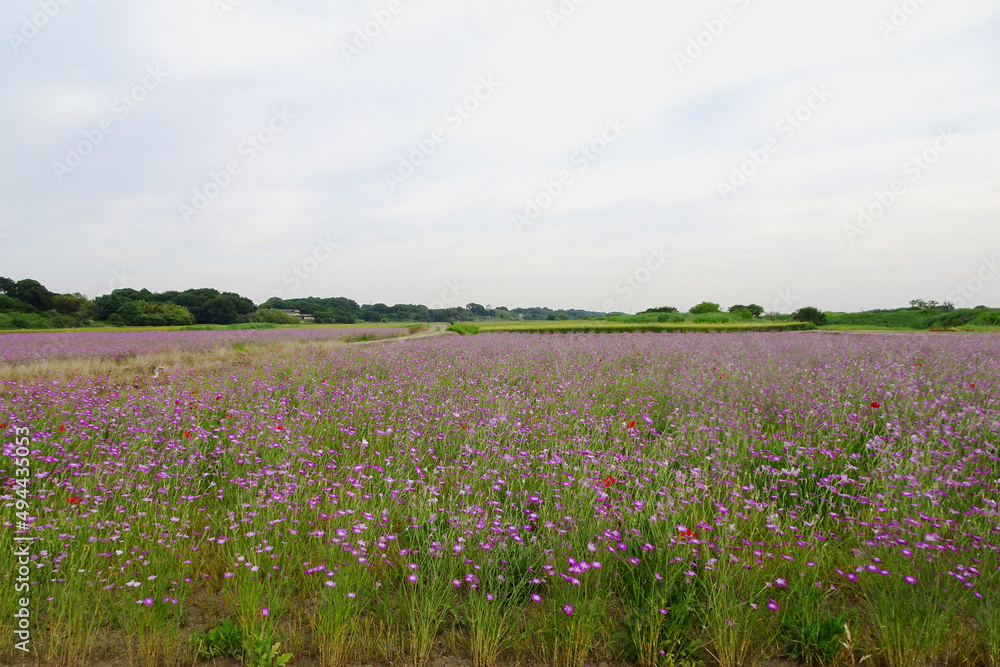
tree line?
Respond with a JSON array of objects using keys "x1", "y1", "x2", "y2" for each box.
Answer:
[{"x1": 1, "y1": 276, "x2": 996, "y2": 330}]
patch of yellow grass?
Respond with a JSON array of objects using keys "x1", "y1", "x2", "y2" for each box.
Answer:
[{"x1": 0, "y1": 338, "x2": 353, "y2": 386}]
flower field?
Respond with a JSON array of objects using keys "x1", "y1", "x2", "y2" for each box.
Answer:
[
  {"x1": 1, "y1": 331, "x2": 998, "y2": 667},
  {"x1": 0, "y1": 327, "x2": 409, "y2": 364}
]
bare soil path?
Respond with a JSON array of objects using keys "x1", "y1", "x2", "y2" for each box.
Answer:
[{"x1": 353, "y1": 322, "x2": 457, "y2": 345}]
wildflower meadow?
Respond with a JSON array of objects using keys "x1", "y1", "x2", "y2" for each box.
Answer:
[{"x1": 1, "y1": 330, "x2": 998, "y2": 667}]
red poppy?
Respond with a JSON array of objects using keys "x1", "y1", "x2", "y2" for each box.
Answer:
[
  {"x1": 67, "y1": 496, "x2": 81, "y2": 505},
  {"x1": 678, "y1": 528, "x2": 696, "y2": 540},
  {"x1": 0, "y1": 422, "x2": 6, "y2": 429},
  {"x1": 603, "y1": 475, "x2": 617, "y2": 488},
  {"x1": 971, "y1": 383, "x2": 976, "y2": 388},
  {"x1": 598, "y1": 359, "x2": 602, "y2": 363},
  {"x1": 277, "y1": 425, "x2": 284, "y2": 431},
  {"x1": 216, "y1": 395, "x2": 222, "y2": 401},
  {"x1": 183, "y1": 430, "x2": 193, "y2": 438},
  {"x1": 58, "y1": 425, "x2": 66, "y2": 432},
  {"x1": 627, "y1": 420, "x2": 635, "y2": 429},
  {"x1": 870, "y1": 402, "x2": 881, "y2": 409}
]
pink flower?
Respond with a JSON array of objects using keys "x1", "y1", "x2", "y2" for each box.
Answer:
[
  {"x1": 261, "y1": 607, "x2": 269, "y2": 617},
  {"x1": 531, "y1": 594, "x2": 542, "y2": 602},
  {"x1": 563, "y1": 604, "x2": 574, "y2": 616},
  {"x1": 408, "y1": 574, "x2": 419, "y2": 583}
]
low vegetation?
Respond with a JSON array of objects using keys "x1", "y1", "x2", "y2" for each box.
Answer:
[{"x1": 2, "y1": 331, "x2": 996, "y2": 667}]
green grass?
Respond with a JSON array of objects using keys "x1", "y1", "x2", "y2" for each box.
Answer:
[
  {"x1": 477, "y1": 321, "x2": 817, "y2": 334},
  {"x1": 447, "y1": 323, "x2": 480, "y2": 335}
]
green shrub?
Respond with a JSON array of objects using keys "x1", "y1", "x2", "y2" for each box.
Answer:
[
  {"x1": 692, "y1": 313, "x2": 731, "y2": 324},
  {"x1": 447, "y1": 323, "x2": 480, "y2": 335},
  {"x1": 779, "y1": 610, "x2": 850, "y2": 667},
  {"x1": 191, "y1": 619, "x2": 245, "y2": 660},
  {"x1": 247, "y1": 309, "x2": 299, "y2": 325},
  {"x1": 792, "y1": 307, "x2": 828, "y2": 326},
  {"x1": 689, "y1": 302, "x2": 721, "y2": 314},
  {"x1": 974, "y1": 309, "x2": 1000, "y2": 326},
  {"x1": 728, "y1": 306, "x2": 754, "y2": 320}
]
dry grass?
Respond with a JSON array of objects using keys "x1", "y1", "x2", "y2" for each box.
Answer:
[{"x1": 0, "y1": 338, "x2": 354, "y2": 386}]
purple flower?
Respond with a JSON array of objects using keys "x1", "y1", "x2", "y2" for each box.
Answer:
[
  {"x1": 904, "y1": 576, "x2": 917, "y2": 584},
  {"x1": 766, "y1": 599, "x2": 778, "y2": 612},
  {"x1": 563, "y1": 604, "x2": 574, "y2": 616},
  {"x1": 531, "y1": 594, "x2": 542, "y2": 602},
  {"x1": 408, "y1": 574, "x2": 419, "y2": 583},
  {"x1": 261, "y1": 607, "x2": 269, "y2": 617},
  {"x1": 775, "y1": 578, "x2": 787, "y2": 587}
]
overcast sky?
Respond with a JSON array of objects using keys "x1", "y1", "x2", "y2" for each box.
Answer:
[{"x1": 1, "y1": 0, "x2": 998, "y2": 313}]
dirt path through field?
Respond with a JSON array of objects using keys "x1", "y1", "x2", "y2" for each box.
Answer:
[{"x1": 353, "y1": 322, "x2": 457, "y2": 345}]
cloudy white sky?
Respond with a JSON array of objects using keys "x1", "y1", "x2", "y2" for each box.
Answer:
[{"x1": 1, "y1": 0, "x2": 998, "y2": 313}]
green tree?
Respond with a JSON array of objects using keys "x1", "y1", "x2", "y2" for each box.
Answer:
[
  {"x1": 11, "y1": 279, "x2": 53, "y2": 311},
  {"x1": 466, "y1": 303, "x2": 489, "y2": 317},
  {"x1": 249, "y1": 309, "x2": 299, "y2": 325},
  {"x1": 51, "y1": 293, "x2": 87, "y2": 314},
  {"x1": 729, "y1": 306, "x2": 753, "y2": 320},
  {"x1": 689, "y1": 301, "x2": 720, "y2": 314},
  {"x1": 792, "y1": 306, "x2": 828, "y2": 326}
]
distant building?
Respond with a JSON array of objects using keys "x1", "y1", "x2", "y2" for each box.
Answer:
[{"x1": 279, "y1": 308, "x2": 315, "y2": 322}]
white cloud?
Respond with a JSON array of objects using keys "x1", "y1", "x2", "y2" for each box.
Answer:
[{"x1": 0, "y1": 0, "x2": 998, "y2": 312}]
